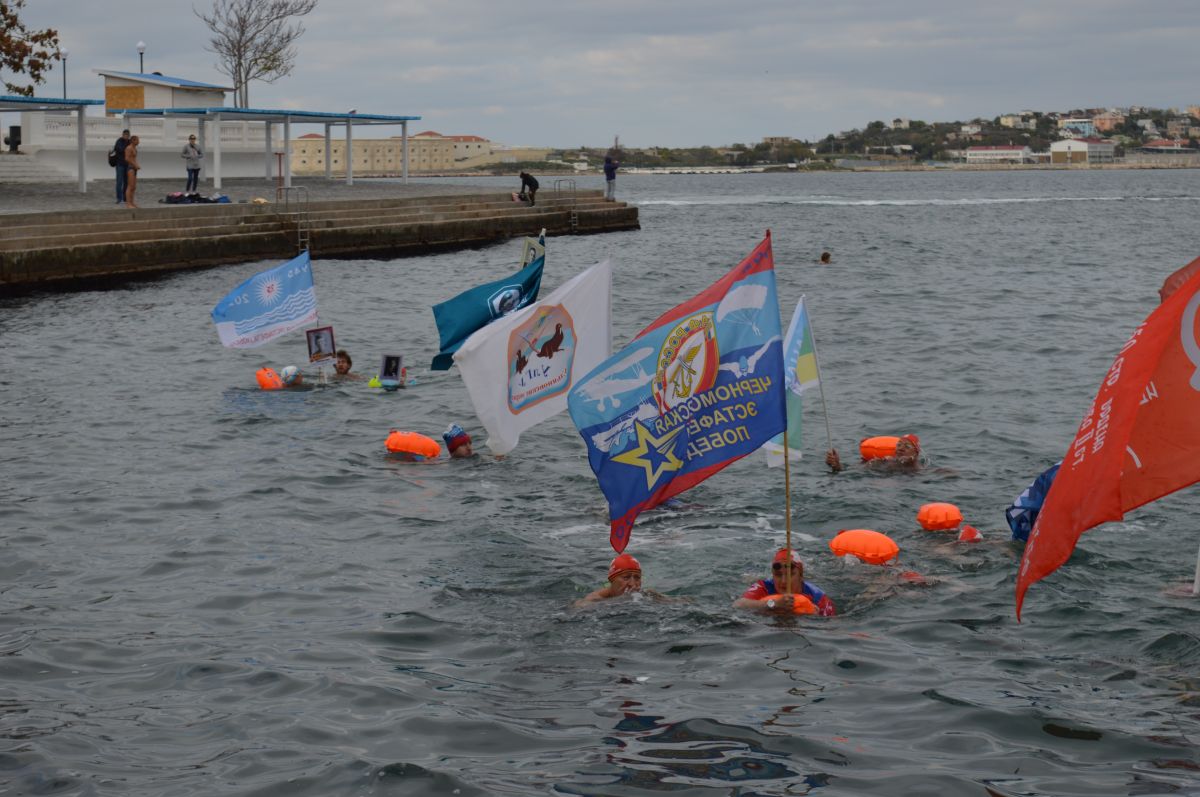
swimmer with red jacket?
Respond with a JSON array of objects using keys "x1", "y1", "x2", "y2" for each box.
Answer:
[
  {"x1": 734, "y1": 548, "x2": 836, "y2": 616},
  {"x1": 575, "y1": 554, "x2": 670, "y2": 606}
]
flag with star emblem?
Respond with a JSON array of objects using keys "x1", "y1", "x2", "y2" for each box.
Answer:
[{"x1": 567, "y1": 233, "x2": 787, "y2": 552}]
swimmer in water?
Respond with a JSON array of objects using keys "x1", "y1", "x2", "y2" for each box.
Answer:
[
  {"x1": 734, "y1": 548, "x2": 837, "y2": 616},
  {"x1": 819, "y1": 251, "x2": 832, "y2": 264},
  {"x1": 442, "y1": 424, "x2": 473, "y2": 459},
  {"x1": 826, "y1": 434, "x2": 921, "y2": 473},
  {"x1": 280, "y1": 365, "x2": 304, "y2": 387},
  {"x1": 575, "y1": 554, "x2": 671, "y2": 606},
  {"x1": 333, "y1": 349, "x2": 363, "y2": 380}
]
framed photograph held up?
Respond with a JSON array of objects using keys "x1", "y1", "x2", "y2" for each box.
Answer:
[
  {"x1": 306, "y1": 326, "x2": 336, "y2": 365},
  {"x1": 381, "y1": 354, "x2": 403, "y2": 381}
]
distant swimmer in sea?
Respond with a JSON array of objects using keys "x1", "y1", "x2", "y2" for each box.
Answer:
[
  {"x1": 442, "y1": 423, "x2": 474, "y2": 459},
  {"x1": 826, "y1": 434, "x2": 922, "y2": 473},
  {"x1": 734, "y1": 548, "x2": 837, "y2": 616},
  {"x1": 333, "y1": 349, "x2": 363, "y2": 381},
  {"x1": 575, "y1": 554, "x2": 671, "y2": 606},
  {"x1": 819, "y1": 251, "x2": 832, "y2": 264},
  {"x1": 280, "y1": 365, "x2": 304, "y2": 387}
]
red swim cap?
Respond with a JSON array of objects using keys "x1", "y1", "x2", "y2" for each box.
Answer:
[
  {"x1": 901, "y1": 434, "x2": 920, "y2": 452},
  {"x1": 773, "y1": 548, "x2": 803, "y2": 566},
  {"x1": 608, "y1": 553, "x2": 641, "y2": 580}
]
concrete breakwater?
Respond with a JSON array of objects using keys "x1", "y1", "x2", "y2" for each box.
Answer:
[{"x1": 0, "y1": 190, "x2": 638, "y2": 291}]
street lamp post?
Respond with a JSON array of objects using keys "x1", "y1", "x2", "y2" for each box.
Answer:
[
  {"x1": 61, "y1": 49, "x2": 68, "y2": 98},
  {"x1": 136, "y1": 41, "x2": 146, "y2": 73}
]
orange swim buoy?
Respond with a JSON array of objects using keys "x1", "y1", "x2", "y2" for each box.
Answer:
[
  {"x1": 763, "y1": 593, "x2": 817, "y2": 615},
  {"x1": 859, "y1": 436, "x2": 900, "y2": 461},
  {"x1": 384, "y1": 430, "x2": 441, "y2": 459},
  {"x1": 829, "y1": 529, "x2": 900, "y2": 565},
  {"x1": 957, "y1": 525, "x2": 982, "y2": 543},
  {"x1": 256, "y1": 367, "x2": 284, "y2": 390},
  {"x1": 917, "y1": 502, "x2": 963, "y2": 531}
]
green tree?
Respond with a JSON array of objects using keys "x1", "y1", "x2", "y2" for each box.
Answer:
[{"x1": 0, "y1": 1, "x2": 58, "y2": 96}]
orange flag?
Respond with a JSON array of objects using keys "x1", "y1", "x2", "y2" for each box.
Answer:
[{"x1": 1016, "y1": 261, "x2": 1200, "y2": 619}]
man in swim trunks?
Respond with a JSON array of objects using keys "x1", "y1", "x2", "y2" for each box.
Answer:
[{"x1": 734, "y1": 548, "x2": 836, "y2": 616}]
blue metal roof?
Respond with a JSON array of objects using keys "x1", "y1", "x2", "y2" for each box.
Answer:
[
  {"x1": 97, "y1": 70, "x2": 230, "y2": 90},
  {"x1": 113, "y1": 106, "x2": 420, "y2": 122},
  {"x1": 0, "y1": 94, "x2": 105, "y2": 108}
]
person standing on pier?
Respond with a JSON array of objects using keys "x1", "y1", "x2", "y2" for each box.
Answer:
[
  {"x1": 603, "y1": 155, "x2": 620, "y2": 201},
  {"x1": 181, "y1": 134, "x2": 204, "y2": 193},
  {"x1": 112, "y1": 129, "x2": 131, "y2": 205}
]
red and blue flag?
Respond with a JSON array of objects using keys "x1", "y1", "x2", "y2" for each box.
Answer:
[{"x1": 567, "y1": 234, "x2": 787, "y2": 552}]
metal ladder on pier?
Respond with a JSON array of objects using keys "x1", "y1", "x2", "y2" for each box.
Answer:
[
  {"x1": 276, "y1": 186, "x2": 311, "y2": 254},
  {"x1": 553, "y1": 178, "x2": 578, "y2": 233}
]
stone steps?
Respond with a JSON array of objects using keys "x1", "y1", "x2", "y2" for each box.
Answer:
[
  {"x1": 0, "y1": 153, "x2": 75, "y2": 183},
  {"x1": 0, "y1": 191, "x2": 639, "y2": 289}
]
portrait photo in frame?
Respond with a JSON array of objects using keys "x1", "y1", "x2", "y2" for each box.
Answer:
[
  {"x1": 306, "y1": 326, "x2": 336, "y2": 365},
  {"x1": 381, "y1": 354, "x2": 403, "y2": 382}
]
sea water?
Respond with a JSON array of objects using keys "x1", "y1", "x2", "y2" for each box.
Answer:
[{"x1": 3, "y1": 170, "x2": 1200, "y2": 795}]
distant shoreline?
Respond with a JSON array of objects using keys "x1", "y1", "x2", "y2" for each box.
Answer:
[{"x1": 333, "y1": 160, "x2": 1200, "y2": 179}]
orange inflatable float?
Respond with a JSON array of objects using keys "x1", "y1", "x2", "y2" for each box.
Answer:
[
  {"x1": 957, "y1": 525, "x2": 982, "y2": 543},
  {"x1": 256, "y1": 367, "x2": 284, "y2": 390},
  {"x1": 829, "y1": 529, "x2": 900, "y2": 565},
  {"x1": 859, "y1": 436, "x2": 900, "y2": 460},
  {"x1": 762, "y1": 593, "x2": 817, "y2": 615},
  {"x1": 385, "y1": 430, "x2": 441, "y2": 459},
  {"x1": 917, "y1": 502, "x2": 963, "y2": 531}
]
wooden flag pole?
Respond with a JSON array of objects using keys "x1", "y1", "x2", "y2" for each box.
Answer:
[{"x1": 783, "y1": 432, "x2": 793, "y2": 596}]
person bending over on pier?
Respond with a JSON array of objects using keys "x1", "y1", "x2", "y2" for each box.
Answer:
[
  {"x1": 734, "y1": 548, "x2": 836, "y2": 616},
  {"x1": 519, "y1": 172, "x2": 539, "y2": 206},
  {"x1": 124, "y1": 135, "x2": 141, "y2": 209}
]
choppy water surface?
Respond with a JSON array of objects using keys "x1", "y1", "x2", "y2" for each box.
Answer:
[{"x1": 4, "y1": 170, "x2": 1200, "y2": 796}]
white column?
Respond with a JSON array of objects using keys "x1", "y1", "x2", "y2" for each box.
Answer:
[
  {"x1": 264, "y1": 120, "x2": 273, "y2": 180},
  {"x1": 324, "y1": 123, "x2": 331, "y2": 179},
  {"x1": 197, "y1": 118, "x2": 207, "y2": 185},
  {"x1": 283, "y1": 116, "x2": 292, "y2": 188},
  {"x1": 212, "y1": 112, "x2": 222, "y2": 190},
  {"x1": 401, "y1": 121, "x2": 408, "y2": 183},
  {"x1": 76, "y1": 106, "x2": 87, "y2": 193},
  {"x1": 345, "y1": 120, "x2": 353, "y2": 185}
]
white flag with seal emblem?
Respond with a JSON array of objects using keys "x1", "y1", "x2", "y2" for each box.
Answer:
[{"x1": 454, "y1": 260, "x2": 613, "y2": 454}]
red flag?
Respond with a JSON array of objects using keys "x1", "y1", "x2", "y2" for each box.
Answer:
[
  {"x1": 1016, "y1": 263, "x2": 1200, "y2": 619},
  {"x1": 1160, "y1": 254, "x2": 1200, "y2": 303}
]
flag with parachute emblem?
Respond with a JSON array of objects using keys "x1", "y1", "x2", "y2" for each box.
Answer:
[
  {"x1": 210, "y1": 251, "x2": 318, "y2": 348},
  {"x1": 763, "y1": 295, "x2": 821, "y2": 467},
  {"x1": 568, "y1": 234, "x2": 787, "y2": 553},
  {"x1": 454, "y1": 260, "x2": 612, "y2": 455}
]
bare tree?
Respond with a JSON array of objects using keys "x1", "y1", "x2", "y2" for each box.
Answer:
[
  {"x1": 195, "y1": 0, "x2": 317, "y2": 108},
  {"x1": 0, "y1": 0, "x2": 59, "y2": 96}
]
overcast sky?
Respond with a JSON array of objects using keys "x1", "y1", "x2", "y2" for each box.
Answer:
[{"x1": 12, "y1": 0, "x2": 1200, "y2": 147}]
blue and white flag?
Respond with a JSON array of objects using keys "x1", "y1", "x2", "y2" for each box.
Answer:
[{"x1": 211, "y1": 251, "x2": 318, "y2": 348}]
